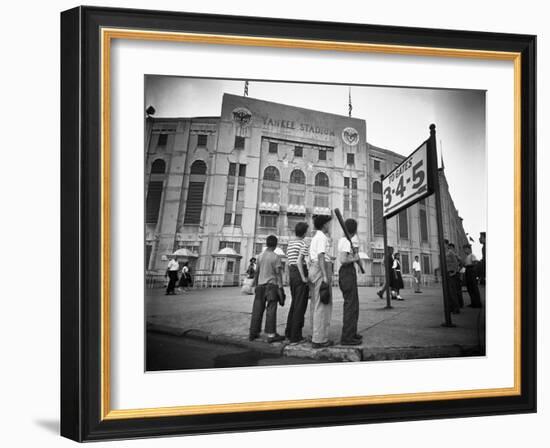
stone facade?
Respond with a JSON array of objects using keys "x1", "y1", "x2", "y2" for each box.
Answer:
[{"x1": 145, "y1": 93, "x2": 467, "y2": 286}]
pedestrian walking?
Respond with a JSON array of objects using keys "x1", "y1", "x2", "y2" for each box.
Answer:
[
  {"x1": 463, "y1": 244, "x2": 482, "y2": 308},
  {"x1": 390, "y1": 252, "x2": 404, "y2": 300},
  {"x1": 412, "y1": 255, "x2": 422, "y2": 293},
  {"x1": 338, "y1": 218, "x2": 362, "y2": 345},
  {"x1": 445, "y1": 240, "x2": 461, "y2": 313},
  {"x1": 248, "y1": 235, "x2": 285, "y2": 343},
  {"x1": 377, "y1": 246, "x2": 394, "y2": 299},
  {"x1": 178, "y1": 262, "x2": 192, "y2": 291},
  {"x1": 246, "y1": 258, "x2": 257, "y2": 279},
  {"x1": 478, "y1": 232, "x2": 486, "y2": 285},
  {"x1": 284, "y1": 222, "x2": 310, "y2": 344},
  {"x1": 449, "y1": 243, "x2": 464, "y2": 308},
  {"x1": 241, "y1": 258, "x2": 257, "y2": 295},
  {"x1": 165, "y1": 255, "x2": 179, "y2": 295},
  {"x1": 308, "y1": 215, "x2": 334, "y2": 349}
]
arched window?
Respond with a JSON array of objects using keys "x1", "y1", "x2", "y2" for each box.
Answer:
[
  {"x1": 289, "y1": 169, "x2": 306, "y2": 207},
  {"x1": 314, "y1": 172, "x2": 329, "y2": 208},
  {"x1": 145, "y1": 159, "x2": 166, "y2": 224},
  {"x1": 262, "y1": 166, "x2": 280, "y2": 203},
  {"x1": 190, "y1": 159, "x2": 206, "y2": 175},
  {"x1": 290, "y1": 169, "x2": 305, "y2": 184},
  {"x1": 373, "y1": 181, "x2": 382, "y2": 195},
  {"x1": 184, "y1": 160, "x2": 207, "y2": 224},
  {"x1": 150, "y1": 159, "x2": 166, "y2": 174},
  {"x1": 315, "y1": 172, "x2": 329, "y2": 188},
  {"x1": 263, "y1": 166, "x2": 280, "y2": 182}
]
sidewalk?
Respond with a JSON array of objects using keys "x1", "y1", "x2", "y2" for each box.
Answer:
[{"x1": 146, "y1": 284, "x2": 485, "y2": 363}]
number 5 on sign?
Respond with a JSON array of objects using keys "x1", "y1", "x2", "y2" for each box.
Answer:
[{"x1": 381, "y1": 141, "x2": 433, "y2": 218}]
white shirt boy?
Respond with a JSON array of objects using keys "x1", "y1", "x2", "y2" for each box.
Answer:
[{"x1": 309, "y1": 230, "x2": 331, "y2": 262}]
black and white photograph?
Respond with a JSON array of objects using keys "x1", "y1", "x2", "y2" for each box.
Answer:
[{"x1": 144, "y1": 76, "x2": 487, "y2": 371}]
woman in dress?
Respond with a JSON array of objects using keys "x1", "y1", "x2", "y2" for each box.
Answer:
[
  {"x1": 246, "y1": 258, "x2": 257, "y2": 279},
  {"x1": 390, "y1": 253, "x2": 404, "y2": 301},
  {"x1": 178, "y1": 261, "x2": 191, "y2": 292},
  {"x1": 241, "y1": 258, "x2": 257, "y2": 295}
]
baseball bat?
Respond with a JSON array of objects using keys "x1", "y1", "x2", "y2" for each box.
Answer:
[{"x1": 334, "y1": 208, "x2": 365, "y2": 273}]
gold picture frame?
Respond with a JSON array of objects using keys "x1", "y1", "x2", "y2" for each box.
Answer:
[{"x1": 61, "y1": 6, "x2": 536, "y2": 441}]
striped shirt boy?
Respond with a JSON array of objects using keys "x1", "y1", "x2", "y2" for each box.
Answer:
[{"x1": 287, "y1": 238, "x2": 308, "y2": 265}]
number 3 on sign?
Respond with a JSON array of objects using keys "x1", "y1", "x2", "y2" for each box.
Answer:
[{"x1": 383, "y1": 186, "x2": 392, "y2": 206}]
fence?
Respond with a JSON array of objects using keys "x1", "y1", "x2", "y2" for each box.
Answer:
[
  {"x1": 145, "y1": 271, "x2": 244, "y2": 289},
  {"x1": 146, "y1": 271, "x2": 439, "y2": 290}
]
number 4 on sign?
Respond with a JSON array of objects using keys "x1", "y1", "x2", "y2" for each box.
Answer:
[{"x1": 396, "y1": 176, "x2": 406, "y2": 197}]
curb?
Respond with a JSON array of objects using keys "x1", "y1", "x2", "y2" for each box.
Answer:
[{"x1": 147, "y1": 323, "x2": 483, "y2": 362}]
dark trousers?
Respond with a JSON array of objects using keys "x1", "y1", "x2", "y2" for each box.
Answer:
[
  {"x1": 447, "y1": 274, "x2": 461, "y2": 312},
  {"x1": 249, "y1": 283, "x2": 279, "y2": 337},
  {"x1": 285, "y1": 265, "x2": 309, "y2": 342},
  {"x1": 339, "y1": 264, "x2": 359, "y2": 342},
  {"x1": 166, "y1": 271, "x2": 178, "y2": 294},
  {"x1": 465, "y1": 266, "x2": 482, "y2": 307},
  {"x1": 413, "y1": 271, "x2": 422, "y2": 292},
  {"x1": 457, "y1": 275, "x2": 464, "y2": 308}
]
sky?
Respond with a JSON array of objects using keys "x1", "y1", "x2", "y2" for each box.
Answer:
[{"x1": 145, "y1": 76, "x2": 486, "y2": 256}]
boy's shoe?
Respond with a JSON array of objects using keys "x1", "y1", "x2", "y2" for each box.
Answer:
[
  {"x1": 288, "y1": 337, "x2": 306, "y2": 345},
  {"x1": 248, "y1": 333, "x2": 259, "y2": 341},
  {"x1": 267, "y1": 334, "x2": 285, "y2": 343},
  {"x1": 354, "y1": 334, "x2": 363, "y2": 340},
  {"x1": 341, "y1": 338, "x2": 362, "y2": 346},
  {"x1": 376, "y1": 291, "x2": 383, "y2": 299},
  {"x1": 312, "y1": 340, "x2": 334, "y2": 349},
  {"x1": 397, "y1": 296, "x2": 404, "y2": 301}
]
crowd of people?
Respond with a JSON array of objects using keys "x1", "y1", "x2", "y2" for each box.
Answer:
[
  {"x1": 246, "y1": 220, "x2": 485, "y2": 348},
  {"x1": 164, "y1": 259, "x2": 193, "y2": 295},
  {"x1": 444, "y1": 239, "x2": 483, "y2": 313},
  {"x1": 248, "y1": 215, "x2": 363, "y2": 347},
  {"x1": 376, "y1": 247, "x2": 422, "y2": 301},
  {"x1": 164, "y1": 218, "x2": 485, "y2": 348}
]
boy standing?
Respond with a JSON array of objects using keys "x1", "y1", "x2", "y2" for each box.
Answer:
[
  {"x1": 249, "y1": 235, "x2": 285, "y2": 343},
  {"x1": 338, "y1": 218, "x2": 362, "y2": 345},
  {"x1": 412, "y1": 255, "x2": 422, "y2": 293},
  {"x1": 308, "y1": 215, "x2": 334, "y2": 349},
  {"x1": 285, "y1": 222, "x2": 310, "y2": 344}
]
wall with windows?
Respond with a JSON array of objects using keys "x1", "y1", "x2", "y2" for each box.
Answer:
[{"x1": 144, "y1": 94, "x2": 467, "y2": 284}]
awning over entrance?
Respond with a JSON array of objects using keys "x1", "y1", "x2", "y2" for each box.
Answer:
[
  {"x1": 213, "y1": 247, "x2": 241, "y2": 258},
  {"x1": 172, "y1": 248, "x2": 199, "y2": 258}
]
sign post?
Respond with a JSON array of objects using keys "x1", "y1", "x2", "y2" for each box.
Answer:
[
  {"x1": 428, "y1": 124, "x2": 454, "y2": 327},
  {"x1": 381, "y1": 174, "x2": 392, "y2": 309},
  {"x1": 380, "y1": 124, "x2": 452, "y2": 326}
]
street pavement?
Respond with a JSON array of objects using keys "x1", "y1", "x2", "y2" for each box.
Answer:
[
  {"x1": 146, "y1": 283, "x2": 485, "y2": 364},
  {"x1": 147, "y1": 331, "x2": 333, "y2": 371}
]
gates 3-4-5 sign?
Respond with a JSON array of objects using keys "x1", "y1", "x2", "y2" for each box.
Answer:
[{"x1": 382, "y1": 141, "x2": 434, "y2": 218}]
